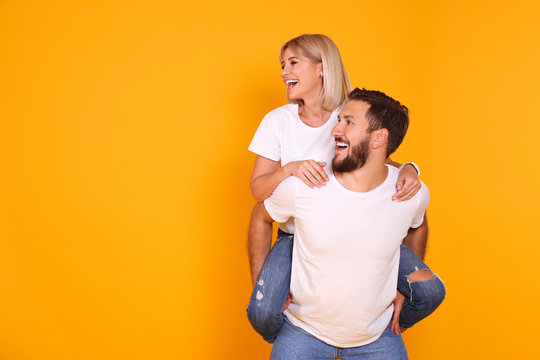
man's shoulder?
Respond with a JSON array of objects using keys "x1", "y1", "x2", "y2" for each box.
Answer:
[
  {"x1": 274, "y1": 175, "x2": 329, "y2": 199},
  {"x1": 387, "y1": 165, "x2": 429, "y2": 194},
  {"x1": 405, "y1": 179, "x2": 430, "y2": 216},
  {"x1": 272, "y1": 176, "x2": 300, "y2": 197},
  {"x1": 417, "y1": 180, "x2": 430, "y2": 202},
  {"x1": 384, "y1": 166, "x2": 430, "y2": 207}
]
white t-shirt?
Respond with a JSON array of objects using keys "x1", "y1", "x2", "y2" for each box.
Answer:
[
  {"x1": 248, "y1": 104, "x2": 341, "y2": 233},
  {"x1": 264, "y1": 165, "x2": 430, "y2": 347}
]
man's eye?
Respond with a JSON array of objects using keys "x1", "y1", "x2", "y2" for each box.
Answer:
[
  {"x1": 347, "y1": 120, "x2": 352, "y2": 125},
  {"x1": 291, "y1": 61, "x2": 297, "y2": 65}
]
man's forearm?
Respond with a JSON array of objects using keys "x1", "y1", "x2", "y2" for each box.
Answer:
[
  {"x1": 402, "y1": 213, "x2": 429, "y2": 260},
  {"x1": 248, "y1": 202, "x2": 274, "y2": 285}
]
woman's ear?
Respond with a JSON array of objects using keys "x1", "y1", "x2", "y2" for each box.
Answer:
[{"x1": 317, "y1": 63, "x2": 323, "y2": 78}]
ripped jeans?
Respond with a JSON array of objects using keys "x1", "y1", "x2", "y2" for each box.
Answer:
[{"x1": 247, "y1": 230, "x2": 446, "y2": 343}]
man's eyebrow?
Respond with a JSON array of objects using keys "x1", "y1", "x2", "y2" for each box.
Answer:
[{"x1": 342, "y1": 114, "x2": 355, "y2": 120}]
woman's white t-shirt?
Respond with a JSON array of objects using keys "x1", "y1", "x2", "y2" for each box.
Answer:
[{"x1": 248, "y1": 104, "x2": 341, "y2": 233}]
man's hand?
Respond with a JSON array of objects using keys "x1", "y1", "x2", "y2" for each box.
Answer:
[
  {"x1": 283, "y1": 294, "x2": 292, "y2": 311},
  {"x1": 390, "y1": 290, "x2": 406, "y2": 335}
]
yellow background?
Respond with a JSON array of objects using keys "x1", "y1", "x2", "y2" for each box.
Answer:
[{"x1": 1, "y1": 1, "x2": 539, "y2": 359}]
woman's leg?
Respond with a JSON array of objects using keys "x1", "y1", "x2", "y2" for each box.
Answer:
[
  {"x1": 247, "y1": 230, "x2": 293, "y2": 343},
  {"x1": 397, "y1": 244, "x2": 446, "y2": 329}
]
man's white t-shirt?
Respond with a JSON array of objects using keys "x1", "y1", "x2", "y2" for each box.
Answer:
[
  {"x1": 264, "y1": 165, "x2": 430, "y2": 348},
  {"x1": 248, "y1": 104, "x2": 340, "y2": 233}
]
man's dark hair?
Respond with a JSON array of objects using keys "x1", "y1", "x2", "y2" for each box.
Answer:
[{"x1": 347, "y1": 88, "x2": 409, "y2": 157}]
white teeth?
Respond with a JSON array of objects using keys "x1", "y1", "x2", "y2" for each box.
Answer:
[
  {"x1": 286, "y1": 80, "x2": 299, "y2": 85},
  {"x1": 336, "y1": 142, "x2": 348, "y2": 148}
]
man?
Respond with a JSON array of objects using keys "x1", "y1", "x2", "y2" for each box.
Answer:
[{"x1": 249, "y1": 88, "x2": 431, "y2": 359}]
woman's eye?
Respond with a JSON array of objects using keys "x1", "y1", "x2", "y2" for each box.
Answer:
[{"x1": 291, "y1": 61, "x2": 297, "y2": 65}]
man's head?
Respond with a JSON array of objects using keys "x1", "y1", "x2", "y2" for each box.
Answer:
[{"x1": 331, "y1": 88, "x2": 409, "y2": 173}]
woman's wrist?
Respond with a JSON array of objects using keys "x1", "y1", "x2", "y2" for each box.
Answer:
[
  {"x1": 398, "y1": 162, "x2": 420, "y2": 176},
  {"x1": 282, "y1": 162, "x2": 298, "y2": 177}
]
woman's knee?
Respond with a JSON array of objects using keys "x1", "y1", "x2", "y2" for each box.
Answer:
[
  {"x1": 247, "y1": 302, "x2": 282, "y2": 341},
  {"x1": 407, "y1": 270, "x2": 446, "y2": 308}
]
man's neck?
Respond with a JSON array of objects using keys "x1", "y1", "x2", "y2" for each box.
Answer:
[{"x1": 334, "y1": 161, "x2": 389, "y2": 193}]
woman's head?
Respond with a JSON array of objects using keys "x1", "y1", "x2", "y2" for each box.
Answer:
[{"x1": 279, "y1": 34, "x2": 352, "y2": 111}]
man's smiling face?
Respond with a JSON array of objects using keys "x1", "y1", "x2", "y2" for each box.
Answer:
[{"x1": 331, "y1": 100, "x2": 373, "y2": 173}]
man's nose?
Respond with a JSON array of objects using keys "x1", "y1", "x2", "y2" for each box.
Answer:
[{"x1": 331, "y1": 123, "x2": 343, "y2": 137}]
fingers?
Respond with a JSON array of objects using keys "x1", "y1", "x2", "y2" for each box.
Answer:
[
  {"x1": 282, "y1": 294, "x2": 292, "y2": 311},
  {"x1": 397, "y1": 182, "x2": 422, "y2": 202},
  {"x1": 394, "y1": 163, "x2": 420, "y2": 201},
  {"x1": 306, "y1": 160, "x2": 328, "y2": 186},
  {"x1": 391, "y1": 300, "x2": 403, "y2": 336},
  {"x1": 316, "y1": 162, "x2": 329, "y2": 181},
  {"x1": 392, "y1": 177, "x2": 406, "y2": 200},
  {"x1": 390, "y1": 305, "x2": 399, "y2": 334},
  {"x1": 296, "y1": 160, "x2": 329, "y2": 188},
  {"x1": 300, "y1": 170, "x2": 323, "y2": 188},
  {"x1": 391, "y1": 291, "x2": 405, "y2": 336},
  {"x1": 393, "y1": 179, "x2": 421, "y2": 201}
]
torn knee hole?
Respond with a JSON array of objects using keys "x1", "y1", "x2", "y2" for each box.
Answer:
[{"x1": 407, "y1": 269, "x2": 435, "y2": 282}]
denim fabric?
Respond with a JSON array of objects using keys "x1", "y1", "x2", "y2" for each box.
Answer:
[
  {"x1": 270, "y1": 317, "x2": 408, "y2": 360},
  {"x1": 396, "y1": 244, "x2": 446, "y2": 328},
  {"x1": 247, "y1": 232, "x2": 446, "y2": 342},
  {"x1": 247, "y1": 230, "x2": 294, "y2": 343}
]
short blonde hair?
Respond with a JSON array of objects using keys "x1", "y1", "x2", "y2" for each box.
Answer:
[{"x1": 279, "y1": 34, "x2": 352, "y2": 111}]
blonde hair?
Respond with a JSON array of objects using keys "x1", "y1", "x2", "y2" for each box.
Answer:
[{"x1": 279, "y1": 34, "x2": 352, "y2": 111}]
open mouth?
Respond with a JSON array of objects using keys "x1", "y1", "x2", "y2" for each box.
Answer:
[
  {"x1": 335, "y1": 141, "x2": 349, "y2": 152},
  {"x1": 286, "y1": 79, "x2": 299, "y2": 89}
]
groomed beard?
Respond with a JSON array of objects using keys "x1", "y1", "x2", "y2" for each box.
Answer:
[{"x1": 332, "y1": 135, "x2": 371, "y2": 173}]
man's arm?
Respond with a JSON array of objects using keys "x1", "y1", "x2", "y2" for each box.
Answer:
[
  {"x1": 402, "y1": 212, "x2": 429, "y2": 260},
  {"x1": 390, "y1": 213, "x2": 429, "y2": 335},
  {"x1": 248, "y1": 202, "x2": 275, "y2": 285}
]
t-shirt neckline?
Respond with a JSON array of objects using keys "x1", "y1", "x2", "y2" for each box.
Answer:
[
  {"x1": 330, "y1": 165, "x2": 393, "y2": 197},
  {"x1": 290, "y1": 104, "x2": 339, "y2": 131}
]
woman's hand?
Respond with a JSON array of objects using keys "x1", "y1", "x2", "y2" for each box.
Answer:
[
  {"x1": 285, "y1": 160, "x2": 329, "y2": 188},
  {"x1": 393, "y1": 164, "x2": 421, "y2": 201}
]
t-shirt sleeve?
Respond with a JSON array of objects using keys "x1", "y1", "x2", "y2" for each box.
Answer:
[
  {"x1": 248, "y1": 112, "x2": 281, "y2": 162},
  {"x1": 411, "y1": 181, "x2": 430, "y2": 228},
  {"x1": 263, "y1": 177, "x2": 297, "y2": 223}
]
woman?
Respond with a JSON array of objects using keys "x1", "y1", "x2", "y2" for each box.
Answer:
[{"x1": 246, "y1": 34, "x2": 445, "y2": 343}]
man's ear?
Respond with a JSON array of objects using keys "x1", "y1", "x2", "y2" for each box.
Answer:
[{"x1": 372, "y1": 128, "x2": 389, "y2": 150}]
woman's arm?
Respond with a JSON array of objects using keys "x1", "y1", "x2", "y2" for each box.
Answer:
[
  {"x1": 250, "y1": 156, "x2": 288, "y2": 201},
  {"x1": 250, "y1": 155, "x2": 329, "y2": 201},
  {"x1": 386, "y1": 158, "x2": 421, "y2": 202}
]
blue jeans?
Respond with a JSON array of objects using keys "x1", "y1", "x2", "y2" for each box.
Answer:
[
  {"x1": 270, "y1": 317, "x2": 408, "y2": 360},
  {"x1": 247, "y1": 230, "x2": 446, "y2": 343}
]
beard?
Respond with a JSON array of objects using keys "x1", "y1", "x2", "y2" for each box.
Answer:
[{"x1": 332, "y1": 135, "x2": 371, "y2": 173}]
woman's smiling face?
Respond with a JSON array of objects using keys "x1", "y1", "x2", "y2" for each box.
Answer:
[{"x1": 280, "y1": 47, "x2": 323, "y2": 102}]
